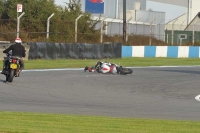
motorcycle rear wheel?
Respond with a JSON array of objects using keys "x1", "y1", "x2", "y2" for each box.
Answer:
[
  {"x1": 8, "y1": 69, "x2": 15, "y2": 82},
  {"x1": 119, "y1": 67, "x2": 133, "y2": 75}
]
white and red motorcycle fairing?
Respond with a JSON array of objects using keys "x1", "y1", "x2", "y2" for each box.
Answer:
[{"x1": 100, "y1": 63, "x2": 118, "y2": 74}]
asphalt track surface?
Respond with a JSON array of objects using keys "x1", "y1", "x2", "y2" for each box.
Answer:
[{"x1": 0, "y1": 67, "x2": 200, "y2": 121}]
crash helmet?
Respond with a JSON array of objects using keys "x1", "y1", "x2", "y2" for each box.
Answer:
[{"x1": 15, "y1": 38, "x2": 22, "y2": 44}]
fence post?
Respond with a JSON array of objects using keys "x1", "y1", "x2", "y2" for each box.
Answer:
[
  {"x1": 118, "y1": 19, "x2": 123, "y2": 38},
  {"x1": 149, "y1": 18, "x2": 156, "y2": 46},
  {"x1": 167, "y1": 34, "x2": 169, "y2": 43},
  {"x1": 126, "y1": 16, "x2": 132, "y2": 43},
  {"x1": 100, "y1": 17, "x2": 107, "y2": 43},
  {"x1": 136, "y1": 18, "x2": 141, "y2": 35},
  {"x1": 158, "y1": 19, "x2": 164, "y2": 40},
  {"x1": 75, "y1": 14, "x2": 83, "y2": 43},
  {"x1": 193, "y1": 24, "x2": 195, "y2": 45},
  {"x1": 192, "y1": 20, "x2": 199, "y2": 45},
  {"x1": 109, "y1": 17, "x2": 116, "y2": 36},
  {"x1": 143, "y1": 18, "x2": 148, "y2": 35},
  {"x1": 46, "y1": 13, "x2": 55, "y2": 39},
  {"x1": 180, "y1": 20, "x2": 185, "y2": 30},
  {"x1": 17, "y1": 12, "x2": 25, "y2": 38},
  {"x1": 171, "y1": 19, "x2": 178, "y2": 46}
]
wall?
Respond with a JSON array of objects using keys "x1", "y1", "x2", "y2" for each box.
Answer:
[
  {"x1": 28, "y1": 42, "x2": 122, "y2": 60},
  {"x1": 122, "y1": 46, "x2": 200, "y2": 58},
  {"x1": 2, "y1": 44, "x2": 200, "y2": 60}
]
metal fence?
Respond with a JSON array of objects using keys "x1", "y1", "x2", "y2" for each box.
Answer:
[
  {"x1": 165, "y1": 21, "x2": 200, "y2": 45},
  {"x1": 1, "y1": 18, "x2": 200, "y2": 45}
]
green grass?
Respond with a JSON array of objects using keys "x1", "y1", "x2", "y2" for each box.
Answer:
[
  {"x1": 0, "y1": 112, "x2": 200, "y2": 133},
  {"x1": 1, "y1": 58, "x2": 200, "y2": 70},
  {"x1": 1, "y1": 58, "x2": 200, "y2": 132}
]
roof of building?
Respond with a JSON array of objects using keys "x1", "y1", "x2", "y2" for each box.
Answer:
[
  {"x1": 184, "y1": 12, "x2": 200, "y2": 31},
  {"x1": 165, "y1": 13, "x2": 186, "y2": 25},
  {"x1": 91, "y1": 16, "x2": 155, "y2": 26}
]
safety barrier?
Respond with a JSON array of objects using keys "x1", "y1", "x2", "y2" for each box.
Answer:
[
  {"x1": 28, "y1": 42, "x2": 121, "y2": 60},
  {"x1": 2, "y1": 43, "x2": 199, "y2": 60},
  {"x1": 122, "y1": 46, "x2": 200, "y2": 58}
]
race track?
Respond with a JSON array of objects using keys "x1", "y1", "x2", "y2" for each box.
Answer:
[{"x1": 0, "y1": 67, "x2": 200, "y2": 120}]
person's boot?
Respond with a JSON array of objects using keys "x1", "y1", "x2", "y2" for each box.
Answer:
[
  {"x1": 88, "y1": 67, "x2": 93, "y2": 72},
  {"x1": 84, "y1": 66, "x2": 88, "y2": 72},
  {"x1": 15, "y1": 69, "x2": 22, "y2": 77}
]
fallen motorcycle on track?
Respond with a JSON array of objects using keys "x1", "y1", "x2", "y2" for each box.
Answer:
[{"x1": 84, "y1": 62, "x2": 133, "y2": 75}]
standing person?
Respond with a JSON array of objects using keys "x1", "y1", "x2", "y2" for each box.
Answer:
[{"x1": 1, "y1": 38, "x2": 26, "y2": 77}]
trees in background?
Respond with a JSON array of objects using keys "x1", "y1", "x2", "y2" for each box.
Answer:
[{"x1": 0, "y1": 0, "x2": 100, "y2": 43}]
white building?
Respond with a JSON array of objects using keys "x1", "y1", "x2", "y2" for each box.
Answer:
[
  {"x1": 149, "y1": 0, "x2": 200, "y2": 31},
  {"x1": 79, "y1": 0, "x2": 165, "y2": 40}
]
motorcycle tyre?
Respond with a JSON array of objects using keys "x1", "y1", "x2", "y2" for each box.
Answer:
[
  {"x1": 8, "y1": 69, "x2": 15, "y2": 82},
  {"x1": 119, "y1": 68, "x2": 133, "y2": 75}
]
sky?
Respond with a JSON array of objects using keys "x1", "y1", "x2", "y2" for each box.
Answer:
[{"x1": 54, "y1": 0, "x2": 186, "y2": 23}]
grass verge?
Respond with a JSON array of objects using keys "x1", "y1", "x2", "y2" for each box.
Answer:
[
  {"x1": 0, "y1": 112, "x2": 200, "y2": 133},
  {"x1": 1, "y1": 58, "x2": 200, "y2": 70}
]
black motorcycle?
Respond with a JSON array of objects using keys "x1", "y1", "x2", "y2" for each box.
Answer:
[{"x1": 3, "y1": 46, "x2": 21, "y2": 82}]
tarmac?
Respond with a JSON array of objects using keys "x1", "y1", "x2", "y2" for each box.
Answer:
[{"x1": 0, "y1": 66, "x2": 200, "y2": 121}]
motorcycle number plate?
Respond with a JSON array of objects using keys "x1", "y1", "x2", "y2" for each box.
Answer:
[{"x1": 10, "y1": 63, "x2": 17, "y2": 69}]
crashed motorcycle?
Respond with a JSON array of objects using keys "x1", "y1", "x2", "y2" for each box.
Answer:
[
  {"x1": 2, "y1": 46, "x2": 21, "y2": 82},
  {"x1": 91, "y1": 62, "x2": 133, "y2": 75}
]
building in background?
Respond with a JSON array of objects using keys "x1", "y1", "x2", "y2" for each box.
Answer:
[
  {"x1": 80, "y1": 0, "x2": 165, "y2": 41},
  {"x1": 150, "y1": 0, "x2": 200, "y2": 45},
  {"x1": 66, "y1": 0, "x2": 200, "y2": 44},
  {"x1": 149, "y1": 0, "x2": 200, "y2": 30}
]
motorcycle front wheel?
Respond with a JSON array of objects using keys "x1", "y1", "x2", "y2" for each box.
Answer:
[{"x1": 119, "y1": 67, "x2": 133, "y2": 75}]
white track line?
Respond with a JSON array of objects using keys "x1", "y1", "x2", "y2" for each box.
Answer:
[
  {"x1": 195, "y1": 95, "x2": 200, "y2": 102},
  {"x1": 0, "y1": 65, "x2": 200, "y2": 72}
]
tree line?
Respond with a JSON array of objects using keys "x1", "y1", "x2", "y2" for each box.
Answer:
[
  {"x1": 0, "y1": 0, "x2": 177, "y2": 46},
  {"x1": 0, "y1": 0, "x2": 100, "y2": 43}
]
